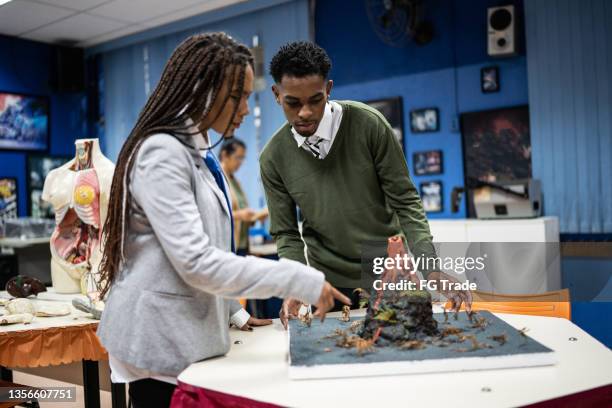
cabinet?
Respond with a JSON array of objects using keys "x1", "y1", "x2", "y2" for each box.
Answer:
[{"x1": 427, "y1": 217, "x2": 560, "y2": 294}]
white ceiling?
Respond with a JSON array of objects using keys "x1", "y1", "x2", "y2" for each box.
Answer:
[{"x1": 0, "y1": 0, "x2": 247, "y2": 47}]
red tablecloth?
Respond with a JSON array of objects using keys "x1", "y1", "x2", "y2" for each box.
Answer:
[
  {"x1": 522, "y1": 383, "x2": 612, "y2": 407},
  {"x1": 171, "y1": 380, "x2": 282, "y2": 408},
  {"x1": 171, "y1": 380, "x2": 612, "y2": 408}
]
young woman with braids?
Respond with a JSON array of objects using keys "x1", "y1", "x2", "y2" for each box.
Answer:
[{"x1": 96, "y1": 33, "x2": 350, "y2": 407}]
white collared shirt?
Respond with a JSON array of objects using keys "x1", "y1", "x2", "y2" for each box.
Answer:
[{"x1": 291, "y1": 101, "x2": 343, "y2": 159}]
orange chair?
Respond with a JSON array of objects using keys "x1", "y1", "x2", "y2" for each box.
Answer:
[{"x1": 445, "y1": 288, "x2": 571, "y2": 320}]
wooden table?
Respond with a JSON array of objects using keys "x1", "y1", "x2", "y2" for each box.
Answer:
[
  {"x1": 177, "y1": 308, "x2": 612, "y2": 407},
  {"x1": 0, "y1": 290, "x2": 125, "y2": 408}
]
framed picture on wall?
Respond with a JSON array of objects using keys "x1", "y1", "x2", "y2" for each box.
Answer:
[
  {"x1": 27, "y1": 155, "x2": 71, "y2": 219},
  {"x1": 481, "y1": 66, "x2": 500, "y2": 93},
  {"x1": 0, "y1": 177, "x2": 18, "y2": 228},
  {"x1": 413, "y1": 150, "x2": 443, "y2": 175},
  {"x1": 460, "y1": 105, "x2": 531, "y2": 183},
  {"x1": 0, "y1": 91, "x2": 49, "y2": 151},
  {"x1": 364, "y1": 97, "x2": 404, "y2": 149},
  {"x1": 410, "y1": 108, "x2": 439, "y2": 133},
  {"x1": 420, "y1": 180, "x2": 443, "y2": 213},
  {"x1": 460, "y1": 105, "x2": 531, "y2": 218}
]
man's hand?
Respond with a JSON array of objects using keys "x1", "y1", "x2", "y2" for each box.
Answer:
[
  {"x1": 280, "y1": 298, "x2": 303, "y2": 329},
  {"x1": 427, "y1": 271, "x2": 473, "y2": 313},
  {"x1": 313, "y1": 282, "x2": 352, "y2": 322},
  {"x1": 240, "y1": 316, "x2": 272, "y2": 331}
]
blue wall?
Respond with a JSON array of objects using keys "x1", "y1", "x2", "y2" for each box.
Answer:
[
  {"x1": 0, "y1": 35, "x2": 87, "y2": 216},
  {"x1": 95, "y1": 0, "x2": 310, "y2": 210},
  {"x1": 523, "y1": 0, "x2": 612, "y2": 348},
  {"x1": 316, "y1": 0, "x2": 528, "y2": 219}
]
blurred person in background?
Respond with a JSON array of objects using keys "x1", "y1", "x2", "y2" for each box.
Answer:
[{"x1": 219, "y1": 138, "x2": 269, "y2": 256}]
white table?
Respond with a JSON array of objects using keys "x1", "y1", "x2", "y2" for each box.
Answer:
[
  {"x1": 428, "y1": 217, "x2": 561, "y2": 294},
  {"x1": 0, "y1": 289, "x2": 94, "y2": 332},
  {"x1": 178, "y1": 309, "x2": 612, "y2": 408},
  {"x1": 0, "y1": 289, "x2": 125, "y2": 408},
  {"x1": 0, "y1": 237, "x2": 51, "y2": 249},
  {"x1": 428, "y1": 217, "x2": 559, "y2": 243}
]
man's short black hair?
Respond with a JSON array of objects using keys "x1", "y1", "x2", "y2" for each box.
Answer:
[{"x1": 269, "y1": 41, "x2": 332, "y2": 83}]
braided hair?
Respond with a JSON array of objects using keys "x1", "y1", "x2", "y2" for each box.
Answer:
[{"x1": 99, "y1": 32, "x2": 253, "y2": 298}]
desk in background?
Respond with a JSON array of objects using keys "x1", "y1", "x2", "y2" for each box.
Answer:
[
  {"x1": 0, "y1": 289, "x2": 125, "y2": 408},
  {"x1": 0, "y1": 237, "x2": 52, "y2": 286}
]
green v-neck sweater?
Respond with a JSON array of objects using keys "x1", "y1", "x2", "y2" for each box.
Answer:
[{"x1": 260, "y1": 101, "x2": 436, "y2": 287}]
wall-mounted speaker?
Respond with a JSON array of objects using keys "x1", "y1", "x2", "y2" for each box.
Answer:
[{"x1": 487, "y1": 5, "x2": 517, "y2": 57}]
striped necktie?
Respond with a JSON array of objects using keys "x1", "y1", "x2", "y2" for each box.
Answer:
[{"x1": 303, "y1": 137, "x2": 324, "y2": 159}]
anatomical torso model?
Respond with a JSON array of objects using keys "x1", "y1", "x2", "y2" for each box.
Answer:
[{"x1": 42, "y1": 139, "x2": 114, "y2": 297}]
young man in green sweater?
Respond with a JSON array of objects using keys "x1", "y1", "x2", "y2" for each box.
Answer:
[{"x1": 261, "y1": 42, "x2": 471, "y2": 326}]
